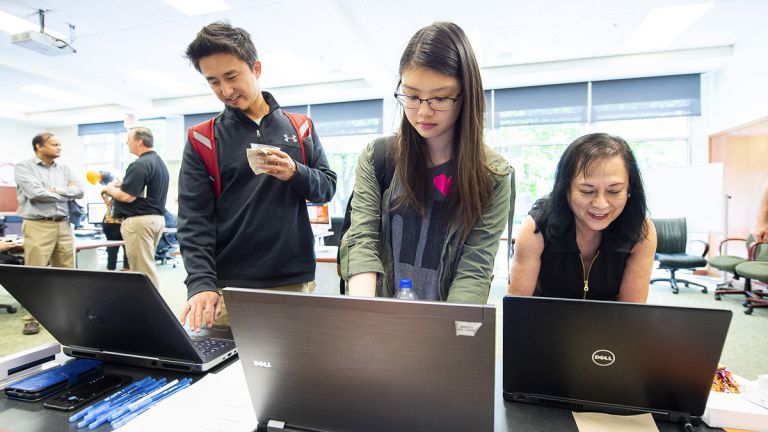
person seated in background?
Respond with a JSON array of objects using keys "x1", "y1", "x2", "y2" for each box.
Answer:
[
  {"x1": 341, "y1": 22, "x2": 512, "y2": 304},
  {"x1": 508, "y1": 133, "x2": 657, "y2": 302},
  {"x1": 100, "y1": 171, "x2": 129, "y2": 271}
]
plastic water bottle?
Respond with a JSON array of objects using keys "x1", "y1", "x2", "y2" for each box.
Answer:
[{"x1": 395, "y1": 278, "x2": 418, "y2": 300}]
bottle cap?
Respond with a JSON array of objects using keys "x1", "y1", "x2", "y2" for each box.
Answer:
[{"x1": 399, "y1": 278, "x2": 412, "y2": 289}]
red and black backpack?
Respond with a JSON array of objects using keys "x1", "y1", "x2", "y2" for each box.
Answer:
[{"x1": 187, "y1": 111, "x2": 312, "y2": 197}]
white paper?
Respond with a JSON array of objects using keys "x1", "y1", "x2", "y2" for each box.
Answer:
[
  {"x1": 572, "y1": 412, "x2": 659, "y2": 432},
  {"x1": 119, "y1": 360, "x2": 257, "y2": 432},
  {"x1": 454, "y1": 321, "x2": 482, "y2": 336}
]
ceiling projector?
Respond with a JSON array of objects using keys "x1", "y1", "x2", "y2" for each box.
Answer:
[{"x1": 11, "y1": 31, "x2": 76, "y2": 56}]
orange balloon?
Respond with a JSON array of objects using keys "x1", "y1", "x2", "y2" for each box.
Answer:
[{"x1": 85, "y1": 170, "x2": 101, "y2": 185}]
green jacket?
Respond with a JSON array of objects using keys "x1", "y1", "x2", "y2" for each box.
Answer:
[{"x1": 340, "y1": 140, "x2": 513, "y2": 304}]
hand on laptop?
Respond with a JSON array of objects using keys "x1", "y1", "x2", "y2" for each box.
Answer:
[{"x1": 180, "y1": 291, "x2": 223, "y2": 332}]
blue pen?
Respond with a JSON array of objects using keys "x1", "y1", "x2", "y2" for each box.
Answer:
[
  {"x1": 69, "y1": 376, "x2": 155, "y2": 422},
  {"x1": 79, "y1": 378, "x2": 167, "y2": 428},
  {"x1": 77, "y1": 378, "x2": 163, "y2": 427},
  {"x1": 106, "y1": 378, "x2": 170, "y2": 421},
  {"x1": 125, "y1": 379, "x2": 182, "y2": 412},
  {"x1": 111, "y1": 379, "x2": 193, "y2": 429},
  {"x1": 85, "y1": 379, "x2": 168, "y2": 430},
  {"x1": 126, "y1": 378, "x2": 193, "y2": 413}
]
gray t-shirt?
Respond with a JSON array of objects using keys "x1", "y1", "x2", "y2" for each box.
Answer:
[{"x1": 389, "y1": 161, "x2": 452, "y2": 300}]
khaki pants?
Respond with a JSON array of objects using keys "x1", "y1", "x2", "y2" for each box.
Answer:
[
  {"x1": 22, "y1": 219, "x2": 75, "y2": 268},
  {"x1": 121, "y1": 215, "x2": 165, "y2": 290},
  {"x1": 213, "y1": 281, "x2": 316, "y2": 327}
]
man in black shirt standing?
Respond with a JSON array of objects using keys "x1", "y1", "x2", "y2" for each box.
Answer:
[{"x1": 105, "y1": 127, "x2": 169, "y2": 289}]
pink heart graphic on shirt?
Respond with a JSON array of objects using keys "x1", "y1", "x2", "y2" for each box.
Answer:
[{"x1": 433, "y1": 174, "x2": 452, "y2": 197}]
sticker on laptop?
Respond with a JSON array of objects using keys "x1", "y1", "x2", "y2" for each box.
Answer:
[{"x1": 454, "y1": 321, "x2": 482, "y2": 337}]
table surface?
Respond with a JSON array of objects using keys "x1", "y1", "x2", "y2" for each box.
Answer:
[{"x1": 1, "y1": 346, "x2": 723, "y2": 432}]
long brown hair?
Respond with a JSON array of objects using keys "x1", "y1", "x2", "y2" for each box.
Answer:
[{"x1": 395, "y1": 22, "x2": 492, "y2": 240}]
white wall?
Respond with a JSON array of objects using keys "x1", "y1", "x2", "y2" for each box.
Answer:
[
  {"x1": 709, "y1": 22, "x2": 768, "y2": 134},
  {"x1": 0, "y1": 119, "x2": 45, "y2": 165}
]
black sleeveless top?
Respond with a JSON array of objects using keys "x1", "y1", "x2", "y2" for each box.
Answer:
[{"x1": 531, "y1": 209, "x2": 634, "y2": 300}]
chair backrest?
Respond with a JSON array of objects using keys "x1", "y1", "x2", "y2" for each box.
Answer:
[
  {"x1": 749, "y1": 239, "x2": 768, "y2": 262},
  {"x1": 326, "y1": 217, "x2": 344, "y2": 247},
  {"x1": 652, "y1": 218, "x2": 688, "y2": 254}
]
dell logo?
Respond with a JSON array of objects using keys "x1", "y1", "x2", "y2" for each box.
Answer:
[
  {"x1": 592, "y1": 350, "x2": 615, "y2": 366},
  {"x1": 253, "y1": 360, "x2": 272, "y2": 368}
]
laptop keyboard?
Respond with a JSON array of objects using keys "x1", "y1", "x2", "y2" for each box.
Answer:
[{"x1": 191, "y1": 338, "x2": 232, "y2": 357}]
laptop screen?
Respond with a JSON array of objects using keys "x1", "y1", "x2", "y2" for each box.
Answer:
[
  {"x1": 224, "y1": 288, "x2": 496, "y2": 432},
  {"x1": 502, "y1": 296, "x2": 731, "y2": 422}
]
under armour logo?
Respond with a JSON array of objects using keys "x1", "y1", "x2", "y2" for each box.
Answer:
[{"x1": 284, "y1": 134, "x2": 297, "y2": 143}]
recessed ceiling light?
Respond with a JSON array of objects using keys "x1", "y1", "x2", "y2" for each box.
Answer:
[
  {"x1": 625, "y1": 2, "x2": 713, "y2": 52},
  {"x1": 19, "y1": 85, "x2": 98, "y2": 105},
  {"x1": 164, "y1": 0, "x2": 230, "y2": 16},
  {"x1": 126, "y1": 69, "x2": 197, "y2": 93}
]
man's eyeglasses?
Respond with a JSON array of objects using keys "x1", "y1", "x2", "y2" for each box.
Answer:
[{"x1": 393, "y1": 92, "x2": 462, "y2": 112}]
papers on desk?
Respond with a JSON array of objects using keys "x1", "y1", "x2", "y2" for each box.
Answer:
[
  {"x1": 118, "y1": 359, "x2": 257, "y2": 432},
  {"x1": 572, "y1": 412, "x2": 659, "y2": 432}
]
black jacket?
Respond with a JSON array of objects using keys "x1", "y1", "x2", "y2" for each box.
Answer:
[{"x1": 177, "y1": 92, "x2": 337, "y2": 298}]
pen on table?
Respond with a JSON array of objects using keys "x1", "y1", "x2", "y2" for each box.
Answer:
[
  {"x1": 78, "y1": 378, "x2": 168, "y2": 429},
  {"x1": 77, "y1": 377, "x2": 163, "y2": 426},
  {"x1": 106, "y1": 378, "x2": 178, "y2": 422},
  {"x1": 111, "y1": 378, "x2": 194, "y2": 429},
  {"x1": 126, "y1": 377, "x2": 193, "y2": 413},
  {"x1": 69, "y1": 376, "x2": 154, "y2": 422}
]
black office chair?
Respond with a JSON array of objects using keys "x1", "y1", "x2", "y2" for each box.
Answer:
[
  {"x1": 650, "y1": 218, "x2": 709, "y2": 294},
  {"x1": 155, "y1": 210, "x2": 179, "y2": 268}
]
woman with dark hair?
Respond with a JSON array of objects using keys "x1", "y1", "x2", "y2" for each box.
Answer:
[
  {"x1": 340, "y1": 22, "x2": 512, "y2": 304},
  {"x1": 508, "y1": 133, "x2": 657, "y2": 302}
]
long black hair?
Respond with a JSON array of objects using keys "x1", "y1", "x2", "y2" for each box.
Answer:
[
  {"x1": 531, "y1": 133, "x2": 649, "y2": 246},
  {"x1": 395, "y1": 21, "x2": 492, "y2": 240}
]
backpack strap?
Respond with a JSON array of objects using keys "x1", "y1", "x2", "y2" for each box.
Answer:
[
  {"x1": 371, "y1": 135, "x2": 395, "y2": 192},
  {"x1": 282, "y1": 111, "x2": 310, "y2": 165},
  {"x1": 188, "y1": 117, "x2": 221, "y2": 197}
]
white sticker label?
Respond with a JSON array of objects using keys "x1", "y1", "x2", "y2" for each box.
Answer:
[{"x1": 455, "y1": 321, "x2": 482, "y2": 337}]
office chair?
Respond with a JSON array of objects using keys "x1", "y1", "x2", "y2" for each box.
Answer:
[
  {"x1": 155, "y1": 232, "x2": 179, "y2": 268},
  {"x1": 155, "y1": 210, "x2": 179, "y2": 268},
  {"x1": 650, "y1": 218, "x2": 709, "y2": 294},
  {"x1": 326, "y1": 216, "x2": 344, "y2": 247},
  {"x1": 734, "y1": 241, "x2": 768, "y2": 315},
  {"x1": 709, "y1": 236, "x2": 753, "y2": 301}
]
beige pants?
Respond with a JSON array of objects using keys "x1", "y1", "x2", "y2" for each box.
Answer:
[
  {"x1": 121, "y1": 215, "x2": 165, "y2": 290},
  {"x1": 213, "y1": 281, "x2": 316, "y2": 327},
  {"x1": 22, "y1": 219, "x2": 75, "y2": 268}
]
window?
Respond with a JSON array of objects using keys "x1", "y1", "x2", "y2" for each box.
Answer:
[
  {"x1": 488, "y1": 75, "x2": 698, "y2": 226},
  {"x1": 310, "y1": 100, "x2": 384, "y2": 216}
]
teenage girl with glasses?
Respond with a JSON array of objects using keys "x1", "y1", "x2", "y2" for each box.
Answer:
[{"x1": 339, "y1": 21, "x2": 513, "y2": 304}]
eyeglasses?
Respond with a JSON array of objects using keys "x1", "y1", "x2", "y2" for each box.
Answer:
[{"x1": 393, "y1": 92, "x2": 462, "y2": 112}]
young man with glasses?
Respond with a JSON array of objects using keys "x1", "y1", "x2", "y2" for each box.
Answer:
[{"x1": 178, "y1": 22, "x2": 337, "y2": 332}]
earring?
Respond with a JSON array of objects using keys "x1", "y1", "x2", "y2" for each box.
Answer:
[{"x1": 627, "y1": 193, "x2": 632, "y2": 198}]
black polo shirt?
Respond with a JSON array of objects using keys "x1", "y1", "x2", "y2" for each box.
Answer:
[{"x1": 113, "y1": 151, "x2": 169, "y2": 218}]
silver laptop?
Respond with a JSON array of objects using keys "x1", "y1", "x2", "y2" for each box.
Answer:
[
  {"x1": 0, "y1": 265, "x2": 236, "y2": 373},
  {"x1": 223, "y1": 288, "x2": 496, "y2": 432},
  {"x1": 503, "y1": 296, "x2": 732, "y2": 425}
]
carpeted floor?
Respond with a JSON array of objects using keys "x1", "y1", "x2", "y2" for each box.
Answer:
[{"x1": 2, "y1": 260, "x2": 766, "y2": 380}]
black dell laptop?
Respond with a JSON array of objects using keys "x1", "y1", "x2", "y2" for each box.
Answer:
[
  {"x1": 503, "y1": 296, "x2": 732, "y2": 425},
  {"x1": 224, "y1": 288, "x2": 496, "y2": 432},
  {"x1": 0, "y1": 265, "x2": 236, "y2": 373}
]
